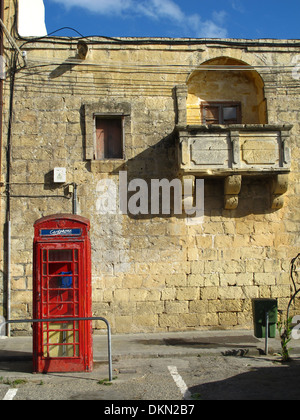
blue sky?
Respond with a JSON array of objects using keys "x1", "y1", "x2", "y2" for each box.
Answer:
[{"x1": 44, "y1": 0, "x2": 300, "y2": 39}]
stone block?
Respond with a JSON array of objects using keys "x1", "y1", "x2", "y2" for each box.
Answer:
[
  {"x1": 165, "y1": 301, "x2": 189, "y2": 314},
  {"x1": 176, "y1": 287, "x2": 199, "y2": 301}
]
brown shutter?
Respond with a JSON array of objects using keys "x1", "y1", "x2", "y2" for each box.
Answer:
[
  {"x1": 95, "y1": 118, "x2": 123, "y2": 159},
  {"x1": 95, "y1": 119, "x2": 105, "y2": 159},
  {"x1": 203, "y1": 105, "x2": 220, "y2": 124}
]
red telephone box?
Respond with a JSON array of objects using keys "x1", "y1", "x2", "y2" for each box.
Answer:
[{"x1": 33, "y1": 214, "x2": 93, "y2": 373}]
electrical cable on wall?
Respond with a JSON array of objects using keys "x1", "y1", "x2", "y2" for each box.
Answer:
[{"x1": 18, "y1": 30, "x2": 300, "y2": 48}]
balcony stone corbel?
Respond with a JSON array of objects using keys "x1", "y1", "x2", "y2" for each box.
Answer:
[
  {"x1": 224, "y1": 175, "x2": 242, "y2": 210},
  {"x1": 271, "y1": 174, "x2": 289, "y2": 209},
  {"x1": 175, "y1": 85, "x2": 188, "y2": 126}
]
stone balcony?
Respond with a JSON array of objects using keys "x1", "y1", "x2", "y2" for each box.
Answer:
[
  {"x1": 176, "y1": 124, "x2": 292, "y2": 210},
  {"x1": 177, "y1": 124, "x2": 291, "y2": 176}
]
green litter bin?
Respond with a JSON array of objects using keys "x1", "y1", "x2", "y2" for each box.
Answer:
[{"x1": 252, "y1": 299, "x2": 278, "y2": 338}]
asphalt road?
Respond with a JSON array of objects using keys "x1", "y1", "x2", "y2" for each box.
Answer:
[{"x1": 1, "y1": 354, "x2": 300, "y2": 401}]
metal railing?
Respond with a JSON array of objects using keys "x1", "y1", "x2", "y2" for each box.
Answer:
[{"x1": 0, "y1": 316, "x2": 112, "y2": 381}]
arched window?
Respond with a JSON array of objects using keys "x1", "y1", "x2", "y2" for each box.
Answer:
[{"x1": 186, "y1": 57, "x2": 267, "y2": 125}]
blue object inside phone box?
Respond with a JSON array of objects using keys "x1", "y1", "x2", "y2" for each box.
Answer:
[{"x1": 59, "y1": 272, "x2": 73, "y2": 289}]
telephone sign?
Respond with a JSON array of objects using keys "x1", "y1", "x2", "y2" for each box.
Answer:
[{"x1": 40, "y1": 228, "x2": 82, "y2": 236}]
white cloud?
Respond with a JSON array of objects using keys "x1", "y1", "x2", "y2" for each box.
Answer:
[
  {"x1": 139, "y1": 0, "x2": 185, "y2": 22},
  {"x1": 231, "y1": 1, "x2": 245, "y2": 13},
  {"x1": 185, "y1": 12, "x2": 228, "y2": 38},
  {"x1": 48, "y1": 0, "x2": 228, "y2": 38},
  {"x1": 196, "y1": 20, "x2": 228, "y2": 38},
  {"x1": 51, "y1": 0, "x2": 133, "y2": 15}
]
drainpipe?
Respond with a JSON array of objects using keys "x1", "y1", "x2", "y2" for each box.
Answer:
[
  {"x1": 6, "y1": 220, "x2": 11, "y2": 336},
  {"x1": 5, "y1": 54, "x2": 17, "y2": 337},
  {"x1": 1, "y1": 5, "x2": 27, "y2": 336}
]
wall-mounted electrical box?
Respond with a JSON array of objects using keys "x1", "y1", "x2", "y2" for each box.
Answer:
[{"x1": 53, "y1": 167, "x2": 66, "y2": 183}]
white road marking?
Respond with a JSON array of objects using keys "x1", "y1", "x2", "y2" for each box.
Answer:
[
  {"x1": 3, "y1": 389, "x2": 18, "y2": 400},
  {"x1": 168, "y1": 365, "x2": 191, "y2": 400}
]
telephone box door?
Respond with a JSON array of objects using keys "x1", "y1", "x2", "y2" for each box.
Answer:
[{"x1": 33, "y1": 215, "x2": 93, "y2": 373}]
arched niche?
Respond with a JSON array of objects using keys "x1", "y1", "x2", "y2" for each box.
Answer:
[{"x1": 186, "y1": 57, "x2": 268, "y2": 125}]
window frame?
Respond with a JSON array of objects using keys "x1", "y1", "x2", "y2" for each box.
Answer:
[
  {"x1": 94, "y1": 113, "x2": 125, "y2": 161},
  {"x1": 84, "y1": 102, "x2": 131, "y2": 168},
  {"x1": 201, "y1": 101, "x2": 242, "y2": 125}
]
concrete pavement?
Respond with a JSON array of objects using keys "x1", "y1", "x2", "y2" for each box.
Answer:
[
  {"x1": 2, "y1": 330, "x2": 300, "y2": 400},
  {"x1": 1, "y1": 329, "x2": 300, "y2": 366}
]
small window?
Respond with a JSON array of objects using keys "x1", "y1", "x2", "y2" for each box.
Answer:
[
  {"x1": 202, "y1": 102, "x2": 241, "y2": 125},
  {"x1": 95, "y1": 117, "x2": 123, "y2": 160}
]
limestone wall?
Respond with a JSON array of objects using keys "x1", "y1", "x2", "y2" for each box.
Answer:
[{"x1": 0, "y1": 9, "x2": 300, "y2": 334}]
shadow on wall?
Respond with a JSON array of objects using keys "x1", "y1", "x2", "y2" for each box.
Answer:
[
  {"x1": 95, "y1": 132, "x2": 276, "y2": 220},
  {"x1": 80, "y1": 55, "x2": 277, "y2": 220}
]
